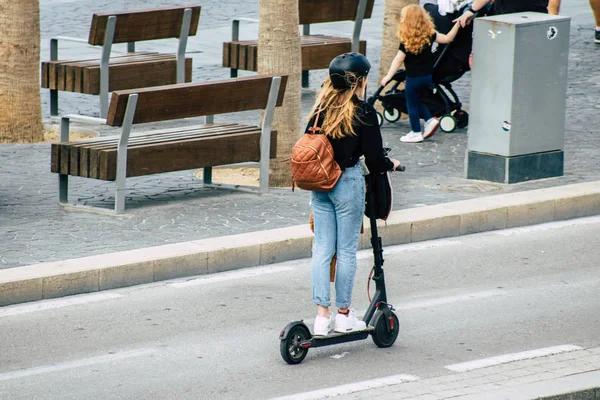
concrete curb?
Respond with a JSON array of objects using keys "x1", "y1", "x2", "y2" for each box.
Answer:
[
  {"x1": 1, "y1": 181, "x2": 598, "y2": 307},
  {"x1": 453, "y1": 370, "x2": 600, "y2": 400}
]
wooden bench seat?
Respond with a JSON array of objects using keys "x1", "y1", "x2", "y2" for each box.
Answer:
[
  {"x1": 42, "y1": 52, "x2": 193, "y2": 95},
  {"x1": 222, "y1": 0, "x2": 374, "y2": 87},
  {"x1": 51, "y1": 124, "x2": 276, "y2": 181},
  {"x1": 223, "y1": 35, "x2": 367, "y2": 73},
  {"x1": 41, "y1": 5, "x2": 201, "y2": 118},
  {"x1": 52, "y1": 75, "x2": 288, "y2": 213}
]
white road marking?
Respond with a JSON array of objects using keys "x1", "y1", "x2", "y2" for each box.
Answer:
[
  {"x1": 0, "y1": 293, "x2": 123, "y2": 318},
  {"x1": 0, "y1": 348, "x2": 156, "y2": 382},
  {"x1": 445, "y1": 344, "x2": 584, "y2": 372},
  {"x1": 330, "y1": 352, "x2": 349, "y2": 360},
  {"x1": 493, "y1": 215, "x2": 600, "y2": 237},
  {"x1": 271, "y1": 374, "x2": 420, "y2": 400},
  {"x1": 398, "y1": 290, "x2": 505, "y2": 311},
  {"x1": 357, "y1": 240, "x2": 461, "y2": 260},
  {"x1": 169, "y1": 265, "x2": 295, "y2": 288}
]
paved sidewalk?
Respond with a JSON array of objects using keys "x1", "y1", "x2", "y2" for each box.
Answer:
[
  {"x1": 1, "y1": 1, "x2": 599, "y2": 269},
  {"x1": 283, "y1": 347, "x2": 600, "y2": 399}
]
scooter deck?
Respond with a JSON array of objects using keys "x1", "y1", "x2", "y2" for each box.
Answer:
[{"x1": 307, "y1": 327, "x2": 375, "y2": 348}]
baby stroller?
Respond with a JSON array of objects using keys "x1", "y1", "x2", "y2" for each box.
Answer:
[{"x1": 368, "y1": 3, "x2": 482, "y2": 133}]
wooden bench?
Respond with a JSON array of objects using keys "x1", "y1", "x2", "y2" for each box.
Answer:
[
  {"x1": 51, "y1": 75, "x2": 287, "y2": 213},
  {"x1": 41, "y1": 5, "x2": 202, "y2": 118},
  {"x1": 222, "y1": 0, "x2": 374, "y2": 87}
]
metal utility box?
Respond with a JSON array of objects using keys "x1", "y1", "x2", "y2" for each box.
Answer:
[{"x1": 465, "y1": 12, "x2": 571, "y2": 184}]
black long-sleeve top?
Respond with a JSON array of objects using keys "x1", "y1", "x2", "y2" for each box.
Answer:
[{"x1": 304, "y1": 99, "x2": 394, "y2": 174}]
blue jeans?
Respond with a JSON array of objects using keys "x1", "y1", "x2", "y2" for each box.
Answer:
[
  {"x1": 405, "y1": 75, "x2": 433, "y2": 133},
  {"x1": 310, "y1": 163, "x2": 366, "y2": 309}
]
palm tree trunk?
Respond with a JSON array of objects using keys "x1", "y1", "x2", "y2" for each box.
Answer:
[
  {"x1": 0, "y1": 0, "x2": 43, "y2": 143},
  {"x1": 257, "y1": 0, "x2": 302, "y2": 187},
  {"x1": 376, "y1": 0, "x2": 419, "y2": 114}
]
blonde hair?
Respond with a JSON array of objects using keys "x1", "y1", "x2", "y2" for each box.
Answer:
[
  {"x1": 307, "y1": 74, "x2": 367, "y2": 139},
  {"x1": 397, "y1": 5, "x2": 436, "y2": 54}
]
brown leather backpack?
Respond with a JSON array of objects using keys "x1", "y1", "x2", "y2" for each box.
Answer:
[{"x1": 290, "y1": 109, "x2": 343, "y2": 192}]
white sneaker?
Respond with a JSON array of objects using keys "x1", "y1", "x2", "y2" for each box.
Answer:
[
  {"x1": 423, "y1": 117, "x2": 440, "y2": 139},
  {"x1": 334, "y1": 309, "x2": 367, "y2": 333},
  {"x1": 400, "y1": 131, "x2": 424, "y2": 143},
  {"x1": 313, "y1": 315, "x2": 332, "y2": 336}
]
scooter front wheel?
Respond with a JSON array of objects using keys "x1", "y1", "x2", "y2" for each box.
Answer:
[
  {"x1": 371, "y1": 311, "x2": 400, "y2": 348},
  {"x1": 280, "y1": 325, "x2": 311, "y2": 364}
]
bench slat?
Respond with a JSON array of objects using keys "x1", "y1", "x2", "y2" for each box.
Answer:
[
  {"x1": 106, "y1": 75, "x2": 288, "y2": 127},
  {"x1": 302, "y1": 39, "x2": 367, "y2": 70},
  {"x1": 41, "y1": 52, "x2": 162, "y2": 90},
  {"x1": 299, "y1": 0, "x2": 374, "y2": 25},
  {"x1": 51, "y1": 124, "x2": 264, "y2": 178},
  {"x1": 224, "y1": 37, "x2": 366, "y2": 72},
  {"x1": 88, "y1": 6, "x2": 201, "y2": 45},
  {"x1": 82, "y1": 57, "x2": 192, "y2": 95},
  {"x1": 97, "y1": 130, "x2": 277, "y2": 181}
]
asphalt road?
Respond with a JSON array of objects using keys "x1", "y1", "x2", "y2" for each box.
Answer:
[{"x1": 1, "y1": 216, "x2": 599, "y2": 399}]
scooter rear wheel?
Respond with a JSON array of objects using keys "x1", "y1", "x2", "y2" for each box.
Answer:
[
  {"x1": 280, "y1": 325, "x2": 311, "y2": 364},
  {"x1": 371, "y1": 311, "x2": 400, "y2": 348}
]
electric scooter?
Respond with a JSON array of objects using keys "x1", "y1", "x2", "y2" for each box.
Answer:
[{"x1": 279, "y1": 164, "x2": 405, "y2": 364}]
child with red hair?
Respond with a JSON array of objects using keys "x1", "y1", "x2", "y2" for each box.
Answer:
[{"x1": 382, "y1": 5, "x2": 460, "y2": 143}]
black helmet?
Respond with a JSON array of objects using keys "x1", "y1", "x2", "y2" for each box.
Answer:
[{"x1": 328, "y1": 52, "x2": 371, "y2": 90}]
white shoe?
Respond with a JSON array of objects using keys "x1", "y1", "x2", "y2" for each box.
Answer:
[
  {"x1": 313, "y1": 315, "x2": 332, "y2": 336},
  {"x1": 334, "y1": 309, "x2": 367, "y2": 333},
  {"x1": 400, "y1": 131, "x2": 424, "y2": 143},
  {"x1": 423, "y1": 117, "x2": 440, "y2": 139}
]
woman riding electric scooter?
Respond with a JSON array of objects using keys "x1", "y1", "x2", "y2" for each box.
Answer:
[
  {"x1": 303, "y1": 53, "x2": 401, "y2": 336},
  {"x1": 280, "y1": 55, "x2": 403, "y2": 363}
]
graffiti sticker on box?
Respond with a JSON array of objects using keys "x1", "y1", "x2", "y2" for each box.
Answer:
[
  {"x1": 502, "y1": 121, "x2": 511, "y2": 132},
  {"x1": 547, "y1": 26, "x2": 558, "y2": 40}
]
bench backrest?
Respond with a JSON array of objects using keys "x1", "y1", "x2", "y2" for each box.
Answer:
[
  {"x1": 88, "y1": 5, "x2": 202, "y2": 45},
  {"x1": 106, "y1": 75, "x2": 288, "y2": 127},
  {"x1": 299, "y1": 0, "x2": 375, "y2": 25}
]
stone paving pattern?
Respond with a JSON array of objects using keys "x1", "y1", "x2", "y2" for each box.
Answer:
[
  {"x1": 0, "y1": 1, "x2": 598, "y2": 268},
  {"x1": 345, "y1": 347, "x2": 600, "y2": 399}
]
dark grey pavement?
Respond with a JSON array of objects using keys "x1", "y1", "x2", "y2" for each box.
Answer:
[
  {"x1": 0, "y1": 1, "x2": 598, "y2": 269},
  {"x1": 1, "y1": 217, "x2": 599, "y2": 399}
]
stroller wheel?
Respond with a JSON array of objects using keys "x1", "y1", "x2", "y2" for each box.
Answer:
[
  {"x1": 455, "y1": 111, "x2": 469, "y2": 129},
  {"x1": 383, "y1": 108, "x2": 401, "y2": 123},
  {"x1": 440, "y1": 115, "x2": 457, "y2": 133},
  {"x1": 376, "y1": 111, "x2": 384, "y2": 127}
]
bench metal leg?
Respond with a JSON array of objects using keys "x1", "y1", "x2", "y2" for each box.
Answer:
[
  {"x1": 114, "y1": 94, "x2": 139, "y2": 213},
  {"x1": 50, "y1": 90, "x2": 58, "y2": 116},
  {"x1": 302, "y1": 71, "x2": 309, "y2": 88},
  {"x1": 59, "y1": 175, "x2": 68, "y2": 203},
  {"x1": 58, "y1": 117, "x2": 70, "y2": 203},
  {"x1": 50, "y1": 39, "x2": 59, "y2": 117},
  {"x1": 203, "y1": 168, "x2": 213, "y2": 185},
  {"x1": 301, "y1": 25, "x2": 310, "y2": 88},
  {"x1": 352, "y1": 0, "x2": 368, "y2": 53},
  {"x1": 177, "y1": 8, "x2": 192, "y2": 84},
  {"x1": 202, "y1": 77, "x2": 280, "y2": 194},
  {"x1": 100, "y1": 16, "x2": 116, "y2": 119},
  {"x1": 259, "y1": 76, "x2": 281, "y2": 193}
]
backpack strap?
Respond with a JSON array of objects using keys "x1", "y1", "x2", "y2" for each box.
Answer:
[
  {"x1": 308, "y1": 107, "x2": 323, "y2": 134},
  {"x1": 308, "y1": 106, "x2": 345, "y2": 136}
]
